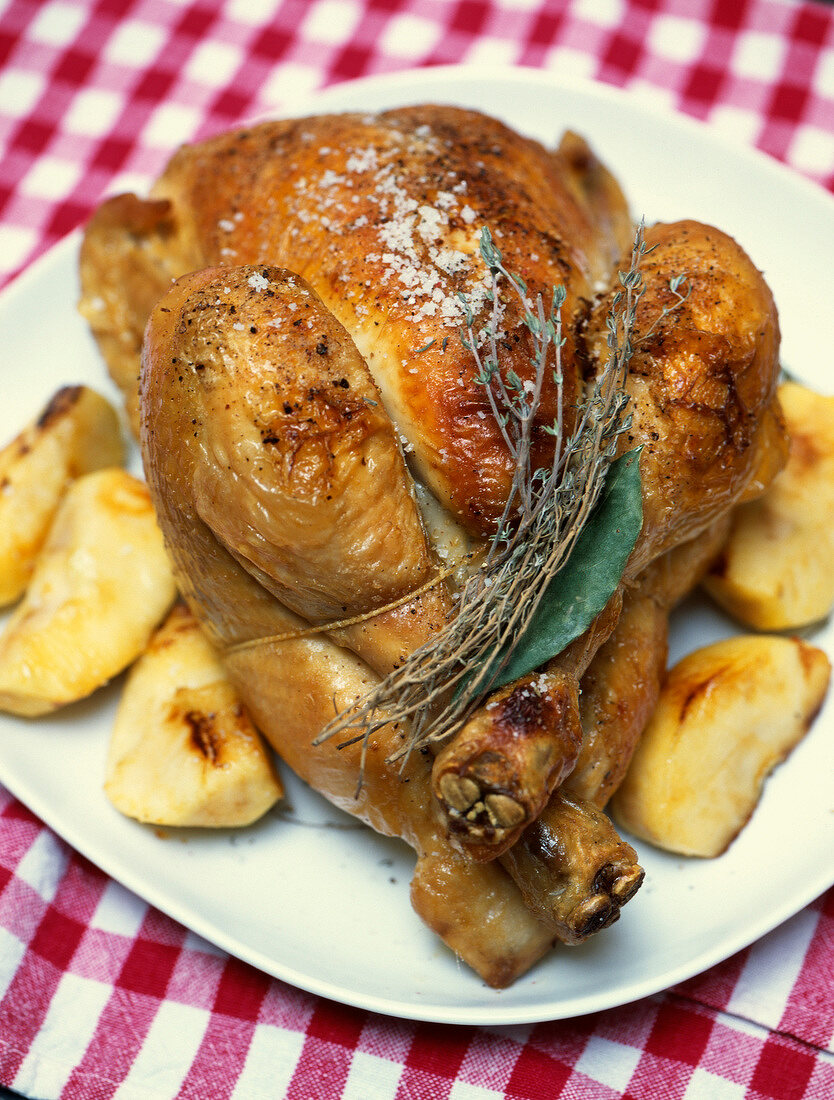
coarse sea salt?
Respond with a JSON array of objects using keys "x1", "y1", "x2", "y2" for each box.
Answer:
[
  {"x1": 346, "y1": 147, "x2": 378, "y2": 174},
  {"x1": 286, "y1": 122, "x2": 500, "y2": 331}
]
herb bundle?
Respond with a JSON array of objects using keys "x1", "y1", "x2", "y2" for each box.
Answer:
[{"x1": 316, "y1": 224, "x2": 649, "y2": 773}]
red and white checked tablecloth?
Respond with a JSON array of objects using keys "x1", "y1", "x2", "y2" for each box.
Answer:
[{"x1": 1, "y1": 1, "x2": 834, "y2": 1097}]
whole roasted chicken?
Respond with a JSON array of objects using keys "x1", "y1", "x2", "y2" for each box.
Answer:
[{"x1": 79, "y1": 105, "x2": 786, "y2": 986}]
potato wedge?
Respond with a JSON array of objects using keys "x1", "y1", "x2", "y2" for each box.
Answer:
[
  {"x1": 703, "y1": 381, "x2": 834, "y2": 629},
  {"x1": 610, "y1": 634, "x2": 830, "y2": 857},
  {"x1": 0, "y1": 385, "x2": 124, "y2": 606},
  {"x1": 105, "y1": 603, "x2": 282, "y2": 827},
  {"x1": 0, "y1": 468, "x2": 176, "y2": 716}
]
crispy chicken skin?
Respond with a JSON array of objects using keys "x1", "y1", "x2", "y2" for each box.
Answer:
[
  {"x1": 566, "y1": 591, "x2": 669, "y2": 809},
  {"x1": 588, "y1": 219, "x2": 787, "y2": 572},
  {"x1": 81, "y1": 114, "x2": 783, "y2": 559},
  {"x1": 82, "y1": 106, "x2": 632, "y2": 534}
]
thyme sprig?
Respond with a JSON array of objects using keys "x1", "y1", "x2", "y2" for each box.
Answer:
[{"x1": 315, "y1": 223, "x2": 650, "y2": 774}]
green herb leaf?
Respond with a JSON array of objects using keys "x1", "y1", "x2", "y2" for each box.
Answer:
[{"x1": 468, "y1": 448, "x2": 643, "y2": 693}]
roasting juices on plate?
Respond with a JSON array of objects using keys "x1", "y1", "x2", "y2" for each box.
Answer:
[{"x1": 0, "y1": 106, "x2": 831, "y2": 988}]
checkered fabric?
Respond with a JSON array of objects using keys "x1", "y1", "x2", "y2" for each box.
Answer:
[
  {"x1": 1, "y1": 1, "x2": 833, "y2": 1098},
  {"x1": 2, "y1": 786, "x2": 833, "y2": 1098}
]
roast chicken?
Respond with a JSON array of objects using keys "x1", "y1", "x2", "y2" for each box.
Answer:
[{"x1": 79, "y1": 105, "x2": 787, "y2": 985}]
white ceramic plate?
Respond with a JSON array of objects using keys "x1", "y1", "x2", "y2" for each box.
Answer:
[{"x1": 1, "y1": 67, "x2": 833, "y2": 1026}]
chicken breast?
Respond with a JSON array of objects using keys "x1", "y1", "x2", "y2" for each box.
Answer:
[{"x1": 81, "y1": 106, "x2": 633, "y2": 535}]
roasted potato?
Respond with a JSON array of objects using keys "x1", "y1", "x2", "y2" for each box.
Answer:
[
  {"x1": 610, "y1": 634, "x2": 830, "y2": 857},
  {"x1": 0, "y1": 468, "x2": 176, "y2": 716},
  {"x1": 703, "y1": 381, "x2": 834, "y2": 630},
  {"x1": 105, "y1": 603, "x2": 283, "y2": 828},
  {"x1": 0, "y1": 385, "x2": 124, "y2": 606}
]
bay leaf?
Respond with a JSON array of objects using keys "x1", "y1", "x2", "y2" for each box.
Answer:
[{"x1": 468, "y1": 448, "x2": 643, "y2": 694}]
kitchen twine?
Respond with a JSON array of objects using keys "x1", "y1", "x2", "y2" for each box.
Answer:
[{"x1": 224, "y1": 557, "x2": 463, "y2": 655}]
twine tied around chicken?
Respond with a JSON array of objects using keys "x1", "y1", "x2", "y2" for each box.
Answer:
[{"x1": 223, "y1": 558, "x2": 465, "y2": 654}]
